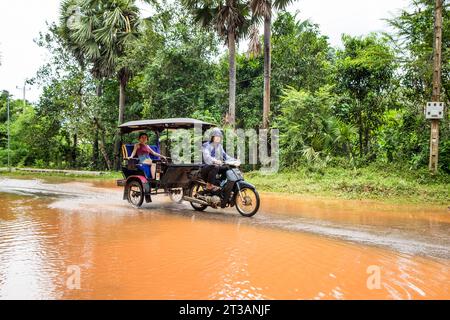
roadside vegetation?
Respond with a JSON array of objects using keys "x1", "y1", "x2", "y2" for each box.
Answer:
[
  {"x1": 246, "y1": 163, "x2": 450, "y2": 205},
  {"x1": 0, "y1": 0, "x2": 448, "y2": 204}
]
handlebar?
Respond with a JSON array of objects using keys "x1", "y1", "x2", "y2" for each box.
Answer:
[{"x1": 161, "y1": 156, "x2": 172, "y2": 164}]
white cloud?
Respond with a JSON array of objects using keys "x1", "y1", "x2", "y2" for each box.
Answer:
[{"x1": 287, "y1": 0, "x2": 410, "y2": 47}]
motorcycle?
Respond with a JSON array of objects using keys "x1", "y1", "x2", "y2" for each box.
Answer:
[{"x1": 183, "y1": 160, "x2": 260, "y2": 217}]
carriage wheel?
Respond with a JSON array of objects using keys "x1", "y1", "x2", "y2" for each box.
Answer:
[
  {"x1": 169, "y1": 188, "x2": 184, "y2": 203},
  {"x1": 127, "y1": 180, "x2": 144, "y2": 208},
  {"x1": 189, "y1": 183, "x2": 208, "y2": 211}
]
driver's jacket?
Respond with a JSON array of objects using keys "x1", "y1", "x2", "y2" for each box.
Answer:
[{"x1": 202, "y1": 141, "x2": 234, "y2": 165}]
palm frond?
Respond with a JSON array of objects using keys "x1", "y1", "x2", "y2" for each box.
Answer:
[
  {"x1": 247, "y1": 24, "x2": 262, "y2": 57},
  {"x1": 249, "y1": 0, "x2": 271, "y2": 19}
]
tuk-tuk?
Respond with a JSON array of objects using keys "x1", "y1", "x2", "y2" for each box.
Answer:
[{"x1": 117, "y1": 118, "x2": 260, "y2": 217}]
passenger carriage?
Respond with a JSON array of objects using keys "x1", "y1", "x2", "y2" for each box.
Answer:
[{"x1": 117, "y1": 118, "x2": 260, "y2": 217}]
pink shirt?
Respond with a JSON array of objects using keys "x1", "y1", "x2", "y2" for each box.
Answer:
[{"x1": 136, "y1": 144, "x2": 152, "y2": 157}]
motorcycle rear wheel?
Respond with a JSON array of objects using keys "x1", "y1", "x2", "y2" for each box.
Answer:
[{"x1": 189, "y1": 183, "x2": 208, "y2": 211}]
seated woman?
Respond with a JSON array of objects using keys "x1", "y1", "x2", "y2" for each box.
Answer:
[{"x1": 129, "y1": 133, "x2": 166, "y2": 179}]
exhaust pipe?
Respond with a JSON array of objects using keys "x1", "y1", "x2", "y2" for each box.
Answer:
[{"x1": 182, "y1": 196, "x2": 208, "y2": 206}]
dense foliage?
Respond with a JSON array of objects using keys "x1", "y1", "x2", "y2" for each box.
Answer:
[{"x1": 0, "y1": 0, "x2": 448, "y2": 174}]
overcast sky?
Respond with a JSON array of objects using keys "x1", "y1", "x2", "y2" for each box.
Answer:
[{"x1": 0, "y1": 0, "x2": 410, "y2": 103}]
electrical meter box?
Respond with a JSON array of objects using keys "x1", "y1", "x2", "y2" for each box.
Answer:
[{"x1": 425, "y1": 102, "x2": 445, "y2": 119}]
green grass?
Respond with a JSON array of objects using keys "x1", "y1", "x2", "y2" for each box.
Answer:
[{"x1": 245, "y1": 164, "x2": 450, "y2": 206}]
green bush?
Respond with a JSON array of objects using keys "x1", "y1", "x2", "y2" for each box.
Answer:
[{"x1": 276, "y1": 86, "x2": 357, "y2": 169}]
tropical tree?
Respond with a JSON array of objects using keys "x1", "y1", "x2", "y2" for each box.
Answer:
[
  {"x1": 32, "y1": 22, "x2": 90, "y2": 168},
  {"x1": 271, "y1": 12, "x2": 332, "y2": 112},
  {"x1": 386, "y1": 0, "x2": 449, "y2": 103},
  {"x1": 136, "y1": 4, "x2": 221, "y2": 120},
  {"x1": 60, "y1": 0, "x2": 141, "y2": 169},
  {"x1": 59, "y1": 0, "x2": 100, "y2": 167},
  {"x1": 335, "y1": 34, "x2": 396, "y2": 158},
  {"x1": 182, "y1": 0, "x2": 251, "y2": 126},
  {"x1": 249, "y1": 0, "x2": 293, "y2": 129}
]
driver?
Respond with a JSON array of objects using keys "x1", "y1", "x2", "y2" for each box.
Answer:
[
  {"x1": 129, "y1": 132, "x2": 167, "y2": 179},
  {"x1": 201, "y1": 128, "x2": 235, "y2": 192}
]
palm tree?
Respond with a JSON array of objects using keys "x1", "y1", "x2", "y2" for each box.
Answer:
[
  {"x1": 61, "y1": 0, "x2": 141, "y2": 169},
  {"x1": 183, "y1": 0, "x2": 251, "y2": 126},
  {"x1": 59, "y1": 0, "x2": 87, "y2": 68},
  {"x1": 249, "y1": 0, "x2": 293, "y2": 129}
]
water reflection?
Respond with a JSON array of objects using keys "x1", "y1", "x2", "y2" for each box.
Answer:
[{"x1": 0, "y1": 178, "x2": 449, "y2": 299}]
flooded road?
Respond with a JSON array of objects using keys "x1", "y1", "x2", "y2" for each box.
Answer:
[{"x1": 0, "y1": 177, "x2": 449, "y2": 299}]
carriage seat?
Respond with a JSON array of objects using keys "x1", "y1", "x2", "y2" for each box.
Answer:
[{"x1": 121, "y1": 144, "x2": 161, "y2": 180}]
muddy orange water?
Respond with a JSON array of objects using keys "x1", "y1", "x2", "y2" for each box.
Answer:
[{"x1": 0, "y1": 177, "x2": 449, "y2": 299}]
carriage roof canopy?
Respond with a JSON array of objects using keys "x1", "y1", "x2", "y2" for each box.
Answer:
[{"x1": 119, "y1": 118, "x2": 216, "y2": 133}]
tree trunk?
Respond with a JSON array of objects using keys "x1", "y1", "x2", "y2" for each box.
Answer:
[
  {"x1": 96, "y1": 82, "x2": 103, "y2": 97},
  {"x1": 262, "y1": 15, "x2": 272, "y2": 129},
  {"x1": 93, "y1": 117, "x2": 112, "y2": 170},
  {"x1": 365, "y1": 106, "x2": 372, "y2": 156},
  {"x1": 92, "y1": 119, "x2": 99, "y2": 169},
  {"x1": 228, "y1": 32, "x2": 236, "y2": 127},
  {"x1": 99, "y1": 136, "x2": 112, "y2": 170},
  {"x1": 364, "y1": 126, "x2": 370, "y2": 155},
  {"x1": 118, "y1": 79, "x2": 126, "y2": 127},
  {"x1": 358, "y1": 109, "x2": 363, "y2": 157},
  {"x1": 72, "y1": 133, "x2": 78, "y2": 168},
  {"x1": 92, "y1": 82, "x2": 102, "y2": 170},
  {"x1": 113, "y1": 77, "x2": 127, "y2": 170}
]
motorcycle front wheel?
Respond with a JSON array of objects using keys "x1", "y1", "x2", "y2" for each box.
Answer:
[{"x1": 235, "y1": 187, "x2": 260, "y2": 217}]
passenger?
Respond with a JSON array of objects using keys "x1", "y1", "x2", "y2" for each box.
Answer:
[
  {"x1": 201, "y1": 128, "x2": 235, "y2": 191},
  {"x1": 129, "y1": 133, "x2": 166, "y2": 179}
]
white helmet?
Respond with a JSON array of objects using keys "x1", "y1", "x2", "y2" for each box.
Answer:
[{"x1": 210, "y1": 128, "x2": 223, "y2": 139}]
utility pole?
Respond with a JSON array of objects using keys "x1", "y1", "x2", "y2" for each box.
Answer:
[
  {"x1": 429, "y1": 0, "x2": 443, "y2": 173},
  {"x1": 16, "y1": 80, "x2": 30, "y2": 108},
  {"x1": 7, "y1": 95, "x2": 11, "y2": 172}
]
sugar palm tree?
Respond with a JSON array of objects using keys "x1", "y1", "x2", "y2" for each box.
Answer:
[
  {"x1": 59, "y1": 0, "x2": 87, "y2": 69},
  {"x1": 183, "y1": 0, "x2": 251, "y2": 126},
  {"x1": 62, "y1": 0, "x2": 141, "y2": 169},
  {"x1": 249, "y1": 0, "x2": 293, "y2": 129}
]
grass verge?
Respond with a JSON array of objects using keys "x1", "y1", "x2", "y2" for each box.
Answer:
[
  {"x1": 245, "y1": 164, "x2": 450, "y2": 206},
  {"x1": 0, "y1": 169, "x2": 122, "y2": 180}
]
